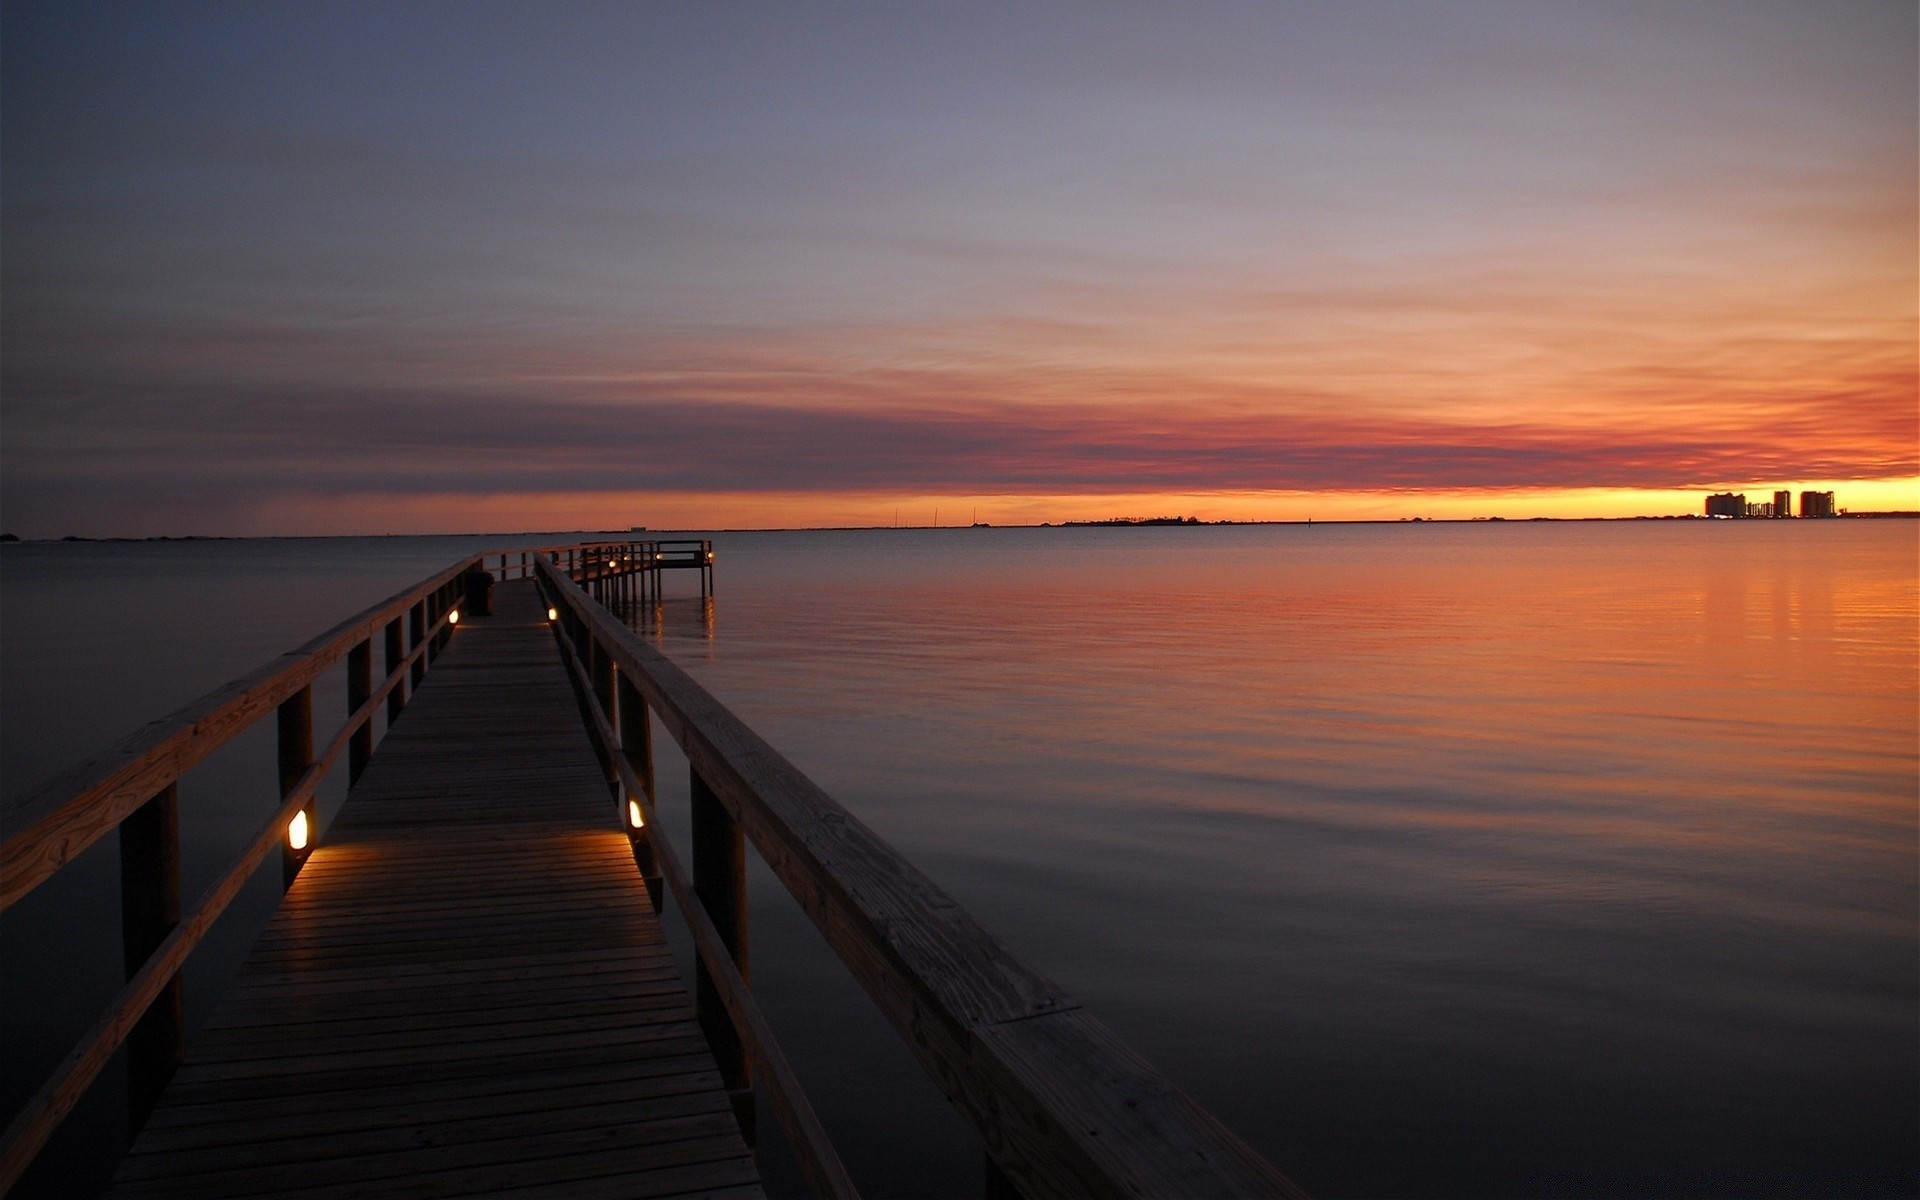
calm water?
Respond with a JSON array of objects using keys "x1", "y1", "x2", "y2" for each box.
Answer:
[{"x1": 3, "y1": 522, "x2": 1915, "y2": 1197}]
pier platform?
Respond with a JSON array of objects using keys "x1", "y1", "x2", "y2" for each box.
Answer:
[
  {"x1": 6, "y1": 542, "x2": 1299, "y2": 1199},
  {"x1": 103, "y1": 580, "x2": 762, "y2": 1199}
]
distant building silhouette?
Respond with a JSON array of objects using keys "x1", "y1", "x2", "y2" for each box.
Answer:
[
  {"x1": 1800, "y1": 490, "x2": 1836, "y2": 518},
  {"x1": 1704, "y1": 488, "x2": 1839, "y2": 518}
]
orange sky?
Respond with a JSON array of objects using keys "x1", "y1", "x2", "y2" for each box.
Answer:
[{"x1": 2, "y1": 4, "x2": 1913, "y2": 536}]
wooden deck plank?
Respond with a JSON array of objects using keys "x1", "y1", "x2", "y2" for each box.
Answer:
[
  {"x1": 152, "y1": 1043, "x2": 720, "y2": 1111},
  {"x1": 131, "y1": 1069, "x2": 729, "y2": 1149},
  {"x1": 105, "y1": 579, "x2": 762, "y2": 1198},
  {"x1": 115, "y1": 1101, "x2": 739, "y2": 1179},
  {"x1": 209, "y1": 979, "x2": 691, "y2": 1018},
  {"x1": 111, "y1": 1125, "x2": 759, "y2": 1200}
]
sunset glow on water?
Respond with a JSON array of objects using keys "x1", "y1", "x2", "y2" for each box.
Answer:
[
  {"x1": 629, "y1": 521, "x2": 1916, "y2": 1196},
  {"x1": 0, "y1": 523, "x2": 1913, "y2": 1196}
]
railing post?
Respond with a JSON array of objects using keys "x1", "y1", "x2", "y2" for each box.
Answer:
[
  {"x1": 408, "y1": 600, "x2": 427, "y2": 687},
  {"x1": 427, "y1": 588, "x2": 445, "y2": 660},
  {"x1": 347, "y1": 638, "x2": 373, "y2": 784},
  {"x1": 118, "y1": 783, "x2": 182, "y2": 1134},
  {"x1": 617, "y1": 674, "x2": 661, "y2": 910},
  {"x1": 590, "y1": 639, "x2": 617, "y2": 798},
  {"x1": 279, "y1": 685, "x2": 315, "y2": 889},
  {"x1": 384, "y1": 617, "x2": 406, "y2": 723},
  {"x1": 691, "y1": 767, "x2": 753, "y2": 1146}
]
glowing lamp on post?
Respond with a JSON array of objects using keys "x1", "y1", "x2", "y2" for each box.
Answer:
[
  {"x1": 627, "y1": 799, "x2": 645, "y2": 830},
  {"x1": 547, "y1": 607, "x2": 558, "y2": 622},
  {"x1": 288, "y1": 809, "x2": 311, "y2": 852},
  {"x1": 448, "y1": 609, "x2": 460, "y2": 625}
]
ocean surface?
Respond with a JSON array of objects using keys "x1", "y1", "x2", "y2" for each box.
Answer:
[{"x1": 3, "y1": 522, "x2": 1915, "y2": 1197}]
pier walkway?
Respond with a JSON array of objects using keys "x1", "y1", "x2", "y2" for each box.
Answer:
[
  {"x1": 104, "y1": 580, "x2": 761, "y2": 1198},
  {"x1": 4, "y1": 542, "x2": 1302, "y2": 1199}
]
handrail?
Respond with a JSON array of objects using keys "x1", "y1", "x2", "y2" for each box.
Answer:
[
  {"x1": 0, "y1": 538, "x2": 693, "y2": 1193},
  {"x1": 484, "y1": 538, "x2": 709, "y2": 607},
  {"x1": 0, "y1": 609, "x2": 453, "y2": 1191},
  {"x1": 480, "y1": 538, "x2": 655, "y2": 569},
  {"x1": 0, "y1": 558, "x2": 475, "y2": 911},
  {"x1": 535, "y1": 556, "x2": 1304, "y2": 1198},
  {"x1": 0, "y1": 535, "x2": 655, "y2": 912},
  {"x1": 545, "y1": 602, "x2": 859, "y2": 1200}
]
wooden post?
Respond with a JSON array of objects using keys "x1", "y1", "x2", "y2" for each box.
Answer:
[
  {"x1": 692, "y1": 767, "x2": 753, "y2": 1145},
  {"x1": 279, "y1": 686, "x2": 314, "y2": 889},
  {"x1": 384, "y1": 617, "x2": 406, "y2": 723},
  {"x1": 617, "y1": 674, "x2": 661, "y2": 910},
  {"x1": 347, "y1": 638, "x2": 372, "y2": 784},
  {"x1": 118, "y1": 783, "x2": 182, "y2": 1134},
  {"x1": 427, "y1": 587, "x2": 446, "y2": 660},
  {"x1": 591, "y1": 640, "x2": 617, "y2": 798},
  {"x1": 408, "y1": 600, "x2": 426, "y2": 688}
]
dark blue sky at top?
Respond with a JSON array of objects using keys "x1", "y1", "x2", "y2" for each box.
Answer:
[{"x1": 3, "y1": 1, "x2": 1913, "y2": 533}]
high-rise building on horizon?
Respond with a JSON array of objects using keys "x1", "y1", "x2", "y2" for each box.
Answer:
[
  {"x1": 1704, "y1": 488, "x2": 1841, "y2": 518},
  {"x1": 1800, "y1": 490, "x2": 1837, "y2": 518}
]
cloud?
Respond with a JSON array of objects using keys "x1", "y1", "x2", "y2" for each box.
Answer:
[{"x1": 6, "y1": 380, "x2": 1912, "y2": 518}]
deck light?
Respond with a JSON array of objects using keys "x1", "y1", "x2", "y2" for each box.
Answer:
[
  {"x1": 627, "y1": 799, "x2": 645, "y2": 829},
  {"x1": 448, "y1": 609, "x2": 460, "y2": 625},
  {"x1": 547, "y1": 606, "x2": 558, "y2": 621},
  {"x1": 288, "y1": 810, "x2": 310, "y2": 851}
]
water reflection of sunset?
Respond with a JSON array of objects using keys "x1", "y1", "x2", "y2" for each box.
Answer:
[{"x1": 641, "y1": 520, "x2": 1913, "y2": 1194}]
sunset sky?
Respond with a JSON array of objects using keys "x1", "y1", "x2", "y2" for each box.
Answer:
[{"x1": 3, "y1": 1, "x2": 1914, "y2": 535}]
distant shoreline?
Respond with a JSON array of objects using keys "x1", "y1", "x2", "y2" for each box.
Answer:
[{"x1": 4, "y1": 512, "x2": 1915, "y2": 543}]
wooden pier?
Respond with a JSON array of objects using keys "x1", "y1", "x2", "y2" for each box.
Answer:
[
  {"x1": 543, "y1": 539, "x2": 714, "y2": 605},
  {"x1": 104, "y1": 579, "x2": 759, "y2": 1198},
  {"x1": 1, "y1": 542, "x2": 1304, "y2": 1199}
]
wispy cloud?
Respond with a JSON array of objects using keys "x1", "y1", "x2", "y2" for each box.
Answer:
[
  {"x1": 3, "y1": 2, "x2": 1912, "y2": 534},
  {"x1": 8, "y1": 380, "x2": 1911, "y2": 509}
]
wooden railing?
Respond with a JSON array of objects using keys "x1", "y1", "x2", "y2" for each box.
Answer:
[
  {"x1": 0, "y1": 542, "x2": 634, "y2": 1193},
  {"x1": 0, "y1": 540, "x2": 1301, "y2": 1198},
  {"x1": 475, "y1": 537, "x2": 712, "y2": 603},
  {"x1": 534, "y1": 555, "x2": 1304, "y2": 1199}
]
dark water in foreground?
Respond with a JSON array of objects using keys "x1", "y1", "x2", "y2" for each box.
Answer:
[{"x1": 3, "y1": 522, "x2": 1915, "y2": 1197}]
